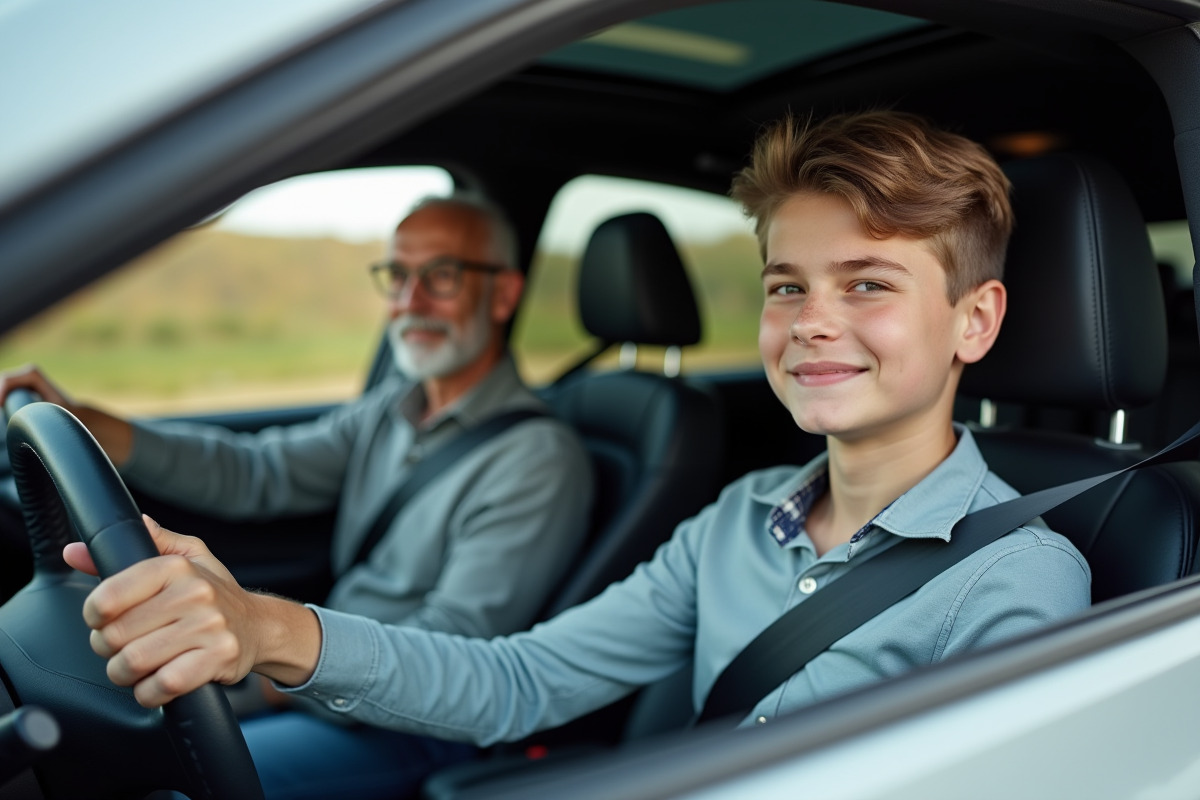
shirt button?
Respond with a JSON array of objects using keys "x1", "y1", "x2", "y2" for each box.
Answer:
[
  {"x1": 798, "y1": 576, "x2": 818, "y2": 594},
  {"x1": 756, "y1": 716, "x2": 768, "y2": 725},
  {"x1": 333, "y1": 698, "x2": 346, "y2": 707}
]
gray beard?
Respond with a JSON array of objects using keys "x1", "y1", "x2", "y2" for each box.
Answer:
[{"x1": 386, "y1": 288, "x2": 493, "y2": 380}]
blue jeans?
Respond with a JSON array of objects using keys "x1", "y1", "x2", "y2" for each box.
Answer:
[{"x1": 241, "y1": 711, "x2": 478, "y2": 800}]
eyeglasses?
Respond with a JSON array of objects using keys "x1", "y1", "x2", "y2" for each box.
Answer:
[{"x1": 368, "y1": 256, "x2": 507, "y2": 300}]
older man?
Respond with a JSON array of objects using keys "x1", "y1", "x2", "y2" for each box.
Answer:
[{"x1": 0, "y1": 193, "x2": 594, "y2": 797}]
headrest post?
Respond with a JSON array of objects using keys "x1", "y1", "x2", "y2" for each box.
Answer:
[
  {"x1": 1108, "y1": 409, "x2": 1127, "y2": 445},
  {"x1": 619, "y1": 342, "x2": 638, "y2": 370},
  {"x1": 979, "y1": 398, "x2": 997, "y2": 429},
  {"x1": 663, "y1": 346, "x2": 682, "y2": 378}
]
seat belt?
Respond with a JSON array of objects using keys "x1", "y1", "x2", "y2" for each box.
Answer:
[
  {"x1": 697, "y1": 418, "x2": 1200, "y2": 726},
  {"x1": 347, "y1": 408, "x2": 548, "y2": 569}
]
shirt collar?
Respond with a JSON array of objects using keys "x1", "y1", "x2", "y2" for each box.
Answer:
[
  {"x1": 395, "y1": 351, "x2": 526, "y2": 431},
  {"x1": 753, "y1": 423, "x2": 989, "y2": 547}
]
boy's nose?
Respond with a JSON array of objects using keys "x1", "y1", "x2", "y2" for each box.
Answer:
[{"x1": 789, "y1": 293, "x2": 837, "y2": 344}]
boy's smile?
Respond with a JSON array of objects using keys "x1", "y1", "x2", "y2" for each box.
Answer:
[
  {"x1": 791, "y1": 360, "x2": 867, "y2": 386},
  {"x1": 759, "y1": 192, "x2": 978, "y2": 447}
]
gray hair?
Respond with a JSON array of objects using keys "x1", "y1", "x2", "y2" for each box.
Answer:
[{"x1": 406, "y1": 191, "x2": 519, "y2": 270}]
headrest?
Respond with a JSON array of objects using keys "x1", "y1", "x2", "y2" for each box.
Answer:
[
  {"x1": 959, "y1": 154, "x2": 1167, "y2": 410},
  {"x1": 578, "y1": 212, "x2": 702, "y2": 347}
]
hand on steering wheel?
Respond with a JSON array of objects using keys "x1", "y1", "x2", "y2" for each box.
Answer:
[{"x1": 0, "y1": 402, "x2": 264, "y2": 799}]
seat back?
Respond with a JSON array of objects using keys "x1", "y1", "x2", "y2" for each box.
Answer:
[
  {"x1": 538, "y1": 212, "x2": 724, "y2": 618},
  {"x1": 1126, "y1": 268, "x2": 1200, "y2": 454},
  {"x1": 959, "y1": 153, "x2": 1200, "y2": 603}
]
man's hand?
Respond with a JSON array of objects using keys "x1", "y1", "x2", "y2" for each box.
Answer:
[
  {"x1": 0, "y1": 364, "x2": 72, "y2": 407},
  {"x1": 1, "y1": 364, "x2": 134, "y2": 466},
  {"x1": 64, "y1": 516, "x2": 321, "y2": 708}
]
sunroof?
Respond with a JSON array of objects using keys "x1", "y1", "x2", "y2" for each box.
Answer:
[{"x1": 540, "y1": 0, "x2": 929, "y2": 91}]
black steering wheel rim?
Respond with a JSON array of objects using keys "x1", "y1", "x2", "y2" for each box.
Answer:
[{"x1": 0, "y1": 402, "x2": 264, "y2": 799}]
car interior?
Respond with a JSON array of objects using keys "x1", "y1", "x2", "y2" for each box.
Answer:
[{"x1": 3, "y1": 0, "x2": 1200, "y2": 797}]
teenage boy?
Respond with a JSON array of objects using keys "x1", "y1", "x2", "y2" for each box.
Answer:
[{"x1": 65, "y1": 110, "x2": 1089, "y2": 796}]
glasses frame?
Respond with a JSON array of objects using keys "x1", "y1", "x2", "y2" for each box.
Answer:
[{"x1": 368, "y1": 255, "x2": 507, "y2": 300}]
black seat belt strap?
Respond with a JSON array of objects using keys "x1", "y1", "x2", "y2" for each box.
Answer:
[
  {"x1": 697, "y1": 418, "x2": 1200, "y2": 726},
  {"x1": 348, "y1": 408, "x2": 548, "y2": 569}
]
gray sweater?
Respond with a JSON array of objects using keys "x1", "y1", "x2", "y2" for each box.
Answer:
[{"x1": 121, "y1": 356, "x2": 594, "y2": 638}]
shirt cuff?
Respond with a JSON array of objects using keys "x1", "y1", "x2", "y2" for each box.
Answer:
[{"x1": 273, "y1": 605, "x2": 381, "y2": 717}]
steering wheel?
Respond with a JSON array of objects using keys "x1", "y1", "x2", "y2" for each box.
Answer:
[{"x1": 0, "y1": 402, "x2": 264, "y2": 799}]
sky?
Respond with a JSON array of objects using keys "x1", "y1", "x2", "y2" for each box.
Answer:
[{"x1": 213, "y1": 167, "x2": 755, "y2": 251}]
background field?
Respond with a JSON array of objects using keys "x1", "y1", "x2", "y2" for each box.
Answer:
[{"x1": 0, "y1": 227, "x2": 764, "y2": 414}]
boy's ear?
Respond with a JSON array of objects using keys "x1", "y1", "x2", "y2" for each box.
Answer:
[{"x1": 956, "y1": 279, "x2": 1006, "y2": 364}]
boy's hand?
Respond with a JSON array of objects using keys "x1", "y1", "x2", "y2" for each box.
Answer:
[{"x1": 64, "y1": 516, "x2": 320, "y2": 708}]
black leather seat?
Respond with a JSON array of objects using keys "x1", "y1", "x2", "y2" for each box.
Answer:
[
  {"x1": 535, "y1": 212, "x2": 726, "y2": 619},
  {"x1": 1126, "y1": 270, "x2": 1200, "y2": 455},
  {"x1": 960, "y1": 153, "x2": 1200, "y2": 603}
]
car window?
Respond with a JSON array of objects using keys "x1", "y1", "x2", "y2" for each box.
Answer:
[
  {"x1": 1147, "y1": 220, "x2": 1195, "y2": 290},
  {"x1": 512, "y1": 175, "x2": 762, "y2": 385},
  {"x1": 0, "y1": 0, "x2": 392, "y2": 208},
  {"x1": 0, "y1": 166, "x2": 452, "y2": 415}
]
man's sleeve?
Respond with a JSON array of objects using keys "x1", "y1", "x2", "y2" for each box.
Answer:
[
  {"x1": 286, "y1": 499, "x2": 716, "y2": 746},
  {"x1": 399, "y1": 418, "x2": 594, "y2": 636},
  {"x1": 119, "y1": 390, "x2": 384, "y2": 519}
]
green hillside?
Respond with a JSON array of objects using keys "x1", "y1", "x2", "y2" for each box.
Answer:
[{"x1": 0, "y1": 227, "x2": 764, "y2": 411}]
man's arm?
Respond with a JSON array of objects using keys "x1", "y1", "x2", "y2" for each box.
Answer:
[
  {"x1": 1, "y1": 364, "x2": 367, "y2": 519},
  {"x1": 115, "y1": 376, "x2": 404, "y2": 520},
  {"x1": 0, "y1": 365, "x2": 133, "y2": 465}
]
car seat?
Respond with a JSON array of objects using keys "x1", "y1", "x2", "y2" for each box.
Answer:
[
  {"x1": 960, "y1": 153, "x2": 1200, "y2": 603},
  {"x1": 1125, "y1": 265, "x2": 1200, "y2": 455},
  {"x1": 534, "y1": 212, "x2": 726, "y2": 620}
]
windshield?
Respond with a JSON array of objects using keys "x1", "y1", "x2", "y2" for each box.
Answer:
[{"x1": 0, "y1": 0, "x2": 389, "y2": 211}]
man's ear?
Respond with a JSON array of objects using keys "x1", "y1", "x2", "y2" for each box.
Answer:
[
  {"x1": 956, "y1": 279, "x2": 1006, "y2": 365},
  {"x1": 490, "y1": 269, "x2": 525, "y2": 325}
]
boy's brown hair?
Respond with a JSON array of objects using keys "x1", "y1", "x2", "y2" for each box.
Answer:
[{"x1": 731, "y1": 110, "x2": 1014, "y2": 303}]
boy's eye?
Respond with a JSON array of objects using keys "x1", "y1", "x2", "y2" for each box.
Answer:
[
  {"x1": 851, "y1": 280, "x2": 887, "y2": 293},
  {"x1": 768, "y1": 284, "x2": 802, "y2": 296}
]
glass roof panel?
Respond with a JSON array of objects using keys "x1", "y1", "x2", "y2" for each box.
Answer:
[{"x1": 541, "y1": 0, "x2": 928, "y2": 91}]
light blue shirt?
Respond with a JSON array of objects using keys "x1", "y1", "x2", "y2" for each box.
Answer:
[
  {"x1": 121, "y1": 355, "x2": 594, "y2": 637},
  {"x1": 287, "y1": 424, "x2": 1090, "y2": 744}
]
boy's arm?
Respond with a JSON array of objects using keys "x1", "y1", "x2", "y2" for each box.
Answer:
[
  {"x1": 289, "y1": 514, "x2": 707, "y2": 746},
  {"x1": 65, "y1": 517, "x2": 321, "y2": 708},
  {"x1": 70, "y1": 510, "x2": 705, "y2": 744},
  {"x1": 934, "y1": 533, "x2": 1090, "y2": 661}
]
